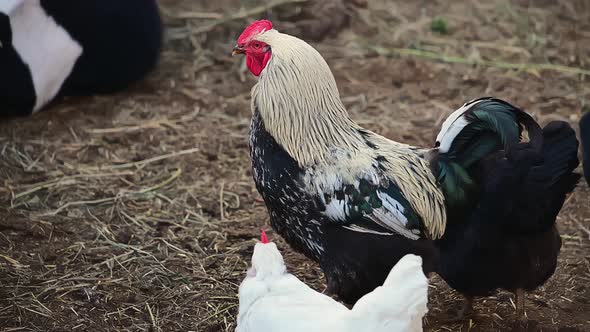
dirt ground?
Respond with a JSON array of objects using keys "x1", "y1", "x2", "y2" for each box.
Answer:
[{"x1": 1, "y1": 0, "x2": 590, "y2": 331}]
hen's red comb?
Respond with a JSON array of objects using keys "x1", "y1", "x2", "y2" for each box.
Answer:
[
  {"x1": 260, "y1": 228, "x2": 269, "y2": 244},
  {"x1": 237, "y1": 20, "x2": 273, "y2": 45}
]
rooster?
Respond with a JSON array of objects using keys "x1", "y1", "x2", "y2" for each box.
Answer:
[
  {"x1": 236, "y1": 230, "x2": 428, "y2": 332},
  {"x1": 232, "y1": 20, "x2": 580, "y2": 318},
  {"x1": 581, "y1": 112, "x2": 590, "y2": 185}
]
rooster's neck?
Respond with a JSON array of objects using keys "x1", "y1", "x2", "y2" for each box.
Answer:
[{"x1": 252, "y1": 79, "x2": 367, "y2": 167}]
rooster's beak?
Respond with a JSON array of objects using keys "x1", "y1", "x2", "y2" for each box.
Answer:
[{"x1": 232, "y1": 45, "x2": 245, "y2": 56}]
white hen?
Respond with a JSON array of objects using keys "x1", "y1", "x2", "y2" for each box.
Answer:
[{"x1": 236, "y1": 230, "x2": 429, "y2": 332}]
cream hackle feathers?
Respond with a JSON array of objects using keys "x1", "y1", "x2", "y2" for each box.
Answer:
[{"x1": 250, "y1": 28, "x2": 446, "y2": 239}]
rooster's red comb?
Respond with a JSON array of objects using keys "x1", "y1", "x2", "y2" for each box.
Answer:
[
  {"x1": 237, "y1": 20, "x2": 273, "y2": 45},
  {"x1": 260, "y1": 228, "x2": 269, "y2": 244}
]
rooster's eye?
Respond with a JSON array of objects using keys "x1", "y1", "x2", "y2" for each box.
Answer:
[{"x1": 253, "y1": 42, "x2": 261, "y2": 49}]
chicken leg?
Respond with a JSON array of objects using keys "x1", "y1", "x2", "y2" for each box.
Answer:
[
  {"x1": 443, "y1": 295, "x2": 474, "y2": 323},
  {"x1": 456, "y1": 295, "x2": 474, "y2": 319},
  {"x1": 515, "y1": 288, "x2": 526, "y2": 320}
]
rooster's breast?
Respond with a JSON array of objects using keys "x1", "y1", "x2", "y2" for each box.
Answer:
[{"x1": 249, "y1": 108, "x2": 326, "y2": 260}]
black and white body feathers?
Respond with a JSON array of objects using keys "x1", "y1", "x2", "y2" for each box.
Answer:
[{"x1": 250, "y1": 108, "x2": 439, "y2": 303}]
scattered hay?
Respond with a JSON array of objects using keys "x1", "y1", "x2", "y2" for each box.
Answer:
[{"x1": 1, "y1": 0, "x2": 589, "y2": 331}]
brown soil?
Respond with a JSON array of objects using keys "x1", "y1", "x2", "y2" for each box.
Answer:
[{"x1": 1, "y1": 0, "x2": 589, "y2": 331}]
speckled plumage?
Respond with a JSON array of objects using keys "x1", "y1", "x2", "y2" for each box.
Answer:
[
  {"x1": 250, "y1": 108, "x2": 326, "y2": 259},
  {"x1": 249, "y1": 106, "x2": 440, "y2": 302}
]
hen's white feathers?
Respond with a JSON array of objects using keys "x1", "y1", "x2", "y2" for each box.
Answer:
[
  {"x1": 236, "y1": 242, "x2": 428, "y2": 332},
  {"x1": 351, "y1": 254, "x2": 429, "y2": 331}
]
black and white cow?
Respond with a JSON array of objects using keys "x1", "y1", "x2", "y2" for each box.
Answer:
[{"x1": 0, "y1": 0, "x2": 162, "y2": 117}]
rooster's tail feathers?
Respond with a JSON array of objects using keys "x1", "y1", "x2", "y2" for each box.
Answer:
[
  {"x1": 433, "y1": 97, "x2": 543, "y2": 208},
  {"x1": 580, "y1": 112, "x2": 590, "y2": 186}
]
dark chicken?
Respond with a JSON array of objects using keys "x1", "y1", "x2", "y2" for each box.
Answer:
[
  {"x1": 233, "y1": 20, "x2": 580, "y2": 318},
  {"x1": 580, "y1": 112, "x2": 590, "y2": 186},
  {"x1": 436, "y1": 121, "x2": 580, "y2": 318}
]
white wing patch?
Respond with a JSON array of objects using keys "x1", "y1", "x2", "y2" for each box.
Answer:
[
  {"x1": 324, "y1": 198, "x2": 347, "y2": 221},
  {"x1": 368, "y1": 209, "x2": 419, "y2": 240},
  {"x1": 342, "y1": 224, "x2": 393, "y2": 236},
  {"x1": 369, "y1": 191, "x2": 420, "y2": 240},
  {"x1": 436, "y1": 98, "x2": 487, "y2": 153},
  {"x1": 317, "y1": 172, "x2": 421, "y2": 239},
  {"x1": 377, "y1": 191, "x2": 407, "y2": 223},
  {"x1": 307, "y1": 151, "x2": 423, "y2": 239}
]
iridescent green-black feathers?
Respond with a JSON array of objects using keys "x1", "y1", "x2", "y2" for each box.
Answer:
[{"x1": 433, "y1": 98, "x2": 541, "y2": 209}]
